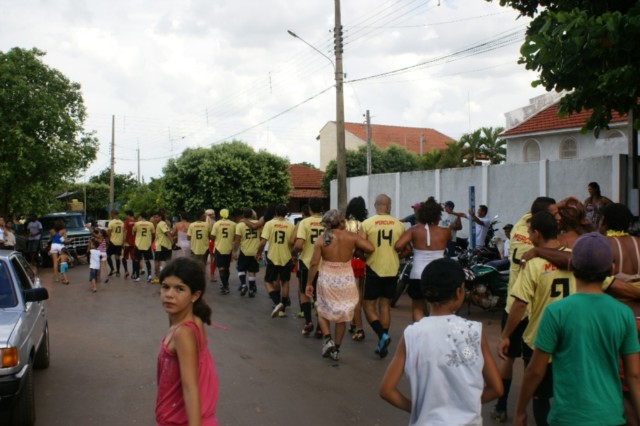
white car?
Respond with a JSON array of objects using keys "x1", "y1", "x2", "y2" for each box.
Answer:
[{"x1": 0, "y1": 250, "x2": 49, "y2": 425}]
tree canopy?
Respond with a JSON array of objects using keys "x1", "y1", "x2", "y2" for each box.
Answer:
[
  {"x1": 491, "y1": 0, "x2": 640, "y2": 133},
  {"x1": 0, "y1": 48, "x2": 98, "y2": 216},
  {"x1": 160, "y1": 141, "x2": 291, "y2": 214}
]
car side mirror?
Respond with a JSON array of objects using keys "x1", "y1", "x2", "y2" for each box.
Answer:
[{"x1": 23, "y1": 287, "x2": 49, "y2": 302}]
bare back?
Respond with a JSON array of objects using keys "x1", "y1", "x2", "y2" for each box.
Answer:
[
  {"x1": 609, "y1": 236, "x2": 640, "y2": 276},
  {"x1": 316, "y1": 229, "x2": 372, "y2": 263}
]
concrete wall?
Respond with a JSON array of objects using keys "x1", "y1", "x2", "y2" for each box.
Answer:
[{"x1": 331, "y1": 154, "x2": 636, "y2": 239}]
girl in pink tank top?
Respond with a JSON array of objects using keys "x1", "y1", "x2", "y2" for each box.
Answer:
[{"x1": 156, "y1": 257, "x2": 219, "y2": 426}]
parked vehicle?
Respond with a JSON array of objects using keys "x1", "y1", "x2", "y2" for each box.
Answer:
[
  {"x1": 0, "y1": 250, "x2": 50, "y2": 425},
  {"x1": 38, "y1": 212, "x2": 92, "y2": 267},
  {"x1": 462, "y1": 263, "x2": 509, "y2": 314}
]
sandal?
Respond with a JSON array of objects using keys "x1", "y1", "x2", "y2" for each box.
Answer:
[{"x1": 352, "y1": 329, "x2": 365, "y2": 341}]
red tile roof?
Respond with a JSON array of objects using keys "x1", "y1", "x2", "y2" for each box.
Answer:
[
  {"x1": 288, "y1": 164, "x2": 325, "y2": 199},
  {"x1": 343, "y1": 122, "x2": 453, "y2": 154},
  {"x1": 502, "y1": 102, "x2": 628, "y2": 137}
]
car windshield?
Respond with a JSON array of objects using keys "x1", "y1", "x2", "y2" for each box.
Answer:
[
  {"x1": 0, "y1": 262, "x2": 18, "y2": 308},
  {"x1": 40, "y1": 215, "x2": 85, "y2": 231}
]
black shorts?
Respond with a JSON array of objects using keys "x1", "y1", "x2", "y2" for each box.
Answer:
[
  {"x1": 501, "y1": 311, "x2": 529, "y2": 359},
  {"x1": 107, "y1": 242, "x2": 122, "y2": 257},
  {"x1": 155, "y1": 247, "x2": 172, "y2": 262},
  {"x1": 191, "y1": 251, "x2": 209, "y2": 265},
  {"x1": 407, "y1": 278, "x2": 424, "y2": 300},
  {"x1": 265, "y1": 259, "x2": 292, "y2": 283},
  {"x1": 236, "y1": 252, "x2": 259, "y2": 273},
  {"x1": 135, "y1": 248, "x2": 153, "y2": 261},
  {"x1": 522, "y1": 343, "x2": 553, "y2": 399},
  {"x1": 363, "y1": 266, "x2": 397, "y2": 300},
  {"x1": 297, "y1": 262, "x2": 318, "y2": 294},
  {"x1": 214, "y1": 250, "x2": 231, "y2": 268}
]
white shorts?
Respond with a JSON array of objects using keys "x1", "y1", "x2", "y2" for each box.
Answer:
[{"x1": 50, "y1": 243, "x2": 64, "y2": 254}]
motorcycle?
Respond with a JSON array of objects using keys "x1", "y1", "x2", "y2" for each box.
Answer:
[
  {"x1": 462, "y1": 261, "x2": 509, "y2": 314},
  {"x1": 391, "y1": 256, "x2": 412, "y2": 308}
]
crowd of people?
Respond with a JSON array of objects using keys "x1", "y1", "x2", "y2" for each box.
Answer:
[{"x1": 27, "y1": 179, "x2": 640, "y2": 425}]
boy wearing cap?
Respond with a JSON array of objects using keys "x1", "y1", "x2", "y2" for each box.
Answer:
[
  {"x1": 379, "y1": 258, "x2": 502, "y2": 424},
  {"x1": 514, "y1": 232, "x2": 640, "y2": 426},
  {"x1": 438, "y1": 200, "x2": 462, "y2": 257},
  {"x1": 211, "y1": 209, "x2": 236, "y2": 294}
]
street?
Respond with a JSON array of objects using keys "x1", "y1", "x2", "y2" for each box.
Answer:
[{"x1": 32, "y1": 261, "x2": 522, "y2": 425}]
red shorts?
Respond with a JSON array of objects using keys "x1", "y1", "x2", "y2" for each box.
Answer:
[{"x1": 351, "y1": 257, "x2": 365, "y2": 278}]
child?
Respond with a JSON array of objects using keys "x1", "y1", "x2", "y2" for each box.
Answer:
[
  {"x1": 88, "y1": 239, "x2": 101, "y2": 293},
  {"x1": 58, "y1": 248, "x2": 71, "y2": 285},
  {"x1": 95, "y1": 229, "x2": 109, "y2": 283},
  {"x1": 514, "y1": 232, "x2": 640, "y2": 426},
  {"x1": 379, "y1": 257, "x2": 502, "y2": 425},
  {"x1": 156, "y1": 257, "x2": 218, "y2": 426}
]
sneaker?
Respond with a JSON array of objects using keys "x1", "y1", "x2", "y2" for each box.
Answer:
[
  {"x1": 302, "y1": 322, "x2": 314, "y2": 336},
  {"x1": 296, "y1": 311, "x2": 305, "y2": 318},
  {"x1": 134, "y1": 277, "x2": 141, "y2": 282},
  {"x1": 151, "y1": 278, "x2": 160, "y2": 284},
  {"x1": 491, "y1": 407, "x2": 508, "y2": 423},
  {"x1": 248, "y1": 290, "x2": 256, "y2": 298},
  {"x1": 322, "y1": 339, "x2": 335, "y2": 358},
  {"x1": 330, "y1": 347, "x2": 340, "y2": 361},
  {"x1": 352, "y1": 329, "x2": 365, "y2": 341},
  {"x1": 277, "y1": 311, "x2": 287, "y2": 318},
  {"x1": 140, "y1": 270, "x2": 146, "y2": 276},
  {"x1": 108, "y1": 270, "x2": 115, "y2": 276},
  {"x1": 221, "y1": 287, "x2": 230, "y2": 295},
  {"x1": 271, "y1": 302, "x2": 284, "y2": 318},
  {"x1": 376, "y1": 333, "x2": 391, "y2": 358},
  {"x1": 240, "y1": 284, "x2": 248, "y2": 296}
]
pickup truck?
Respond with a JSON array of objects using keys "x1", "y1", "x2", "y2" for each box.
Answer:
[
  {"x1": 0, "y1": 250, "x2": 49, "y2": 425},
  {"x1": 38, "y1": 212, "x2": 92, "y2": 266}
]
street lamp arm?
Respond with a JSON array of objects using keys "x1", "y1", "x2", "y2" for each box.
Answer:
[{"x1": 287, "y1": 30, "x2": 336, "y2": 71}]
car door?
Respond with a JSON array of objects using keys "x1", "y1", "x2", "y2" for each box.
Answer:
[{"x1": 10, "y1": 254, "x2": 46, "y2": 356}]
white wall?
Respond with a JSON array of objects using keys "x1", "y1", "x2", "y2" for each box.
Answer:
[{"x1": 331, "y1": 155, "x2": 636, "y2": 238}]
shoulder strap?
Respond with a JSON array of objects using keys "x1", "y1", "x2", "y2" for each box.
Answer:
[
  {"x1": 613, "y1": 237, "x2": 623, "y2": 274},
  {"x1": 632, "y1": 237, "x2": 640, "y2": 273},
  {"x1": 181, "y1": 321, "x2": 205, "y2": 350}
]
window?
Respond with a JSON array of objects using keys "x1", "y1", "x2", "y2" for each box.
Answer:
[
  {"x1": 0, "y1": 262, "x2": 18, "y2": 308},
  {"x1": 523, "y1": 139, "x2": 540, "y2": 162},
  {"x1": 559, "y1": 138, "x2": 577, "y2": 159}
]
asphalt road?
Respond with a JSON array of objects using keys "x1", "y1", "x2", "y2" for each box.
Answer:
[{"x1": 32, "y1": 260, "x2": 522, "y2": 425}]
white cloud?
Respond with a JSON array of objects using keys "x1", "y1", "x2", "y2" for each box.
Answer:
[{"x1": 1, "y1": 0, "x2": 546, "y2": 179}]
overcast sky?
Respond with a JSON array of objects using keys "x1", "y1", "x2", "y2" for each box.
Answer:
[{"x1": 1, "y1": 0, "x2": 546, "y2": 181}]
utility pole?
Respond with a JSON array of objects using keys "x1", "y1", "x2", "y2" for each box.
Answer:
[
  {"x1": 366, "y1": 110, "x2": 372, "y2": 175},
  {"x1": 335, "y1": 0, "x2": 347, "y2": 212},
  {"x1": 137, "y1": 145, "x2": 140, "y2": 183},
  {"x1": 109, "y1": 115, "x2": 115, "y2": 212},
  {"x1": 420, "y1": 133, "x2": 424, "y2": 156}
]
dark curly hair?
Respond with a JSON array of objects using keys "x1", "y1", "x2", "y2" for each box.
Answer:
[
  {"x1": 417, "y1": 197, "x2": 443, "y2": 225},
  {"x1": 602, "y1": 203, "x2": 633, "y2": 232},
  {"x1": 345, "y1": 196, "x2": 368, "y2": 222}
]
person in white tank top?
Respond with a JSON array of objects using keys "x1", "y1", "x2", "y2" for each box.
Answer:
[
  {"x1": 395, "y1": 197, "x2": 450, "y2": 321},
  {"x1": 380, "y1": 258, "x2": 503, "y2": 425}
]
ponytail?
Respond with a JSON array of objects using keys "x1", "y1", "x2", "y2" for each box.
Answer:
[{"x1": 193, "y1": 298, "x2": 212, "y2": 325}]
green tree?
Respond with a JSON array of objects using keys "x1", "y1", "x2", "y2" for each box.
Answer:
[
  {"x1": 159, "y1": 141, "x2": 291, "y2": 214},
  {"x1": 460, "y1": 129, "x2": 483, "y2": 166},
  {"x1": 0, "y1": 48, "x2": 98, "y2": 216},
  {"x1": 437, "y1": 140, "x2": 469, "y2": 169},
  {"x1": 89, "y1": 169, "x2": 141, "y2": 202},
  {"x1": 321, "y1": 144, "x2": 419, "y2": 195},
  {"x1": 479, "y1": 126, "x2": 506, "y2": 164},
  {"x1": 490, "y1": 0, "x2": 640, "y2": 133}
]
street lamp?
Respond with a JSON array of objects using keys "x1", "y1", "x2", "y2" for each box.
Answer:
[{"x1": 287, "y1": 20, "x2": 347, "y2": 211}]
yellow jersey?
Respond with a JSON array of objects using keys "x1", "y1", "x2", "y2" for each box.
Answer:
[
  {"x1": 510, "y1": 251, "x2": 575, "y2": 349},
  {"x1": 155, "y1": 221, "x2": 172, "y2": 250},
  {"x1": 133, "y1": 220, "x2": 155, "y2": 251},
  {"x1": 211, "y1": 219, "x2": 236, "y2": 255},
  {"x1": 261, "y1": 218, "x2": 294, "y2": 266},
  {"x1": 362, "y1": 214, "x2": 404, "y2": 277},
  {"x1": 296, "y1": 215, "x2": 324, "y2": 268},
  {"x1": 107, "y1": 219, "x2": 124, "y2": 246},
  {"x1": 188, "y1": 221, "x2": 211, "y2": 255},
  {"x1": 506, "y1": 213, "x2": 532, "y2": 313},
  {"x1": 235, "y1": 221, "x2": 261, "y2": 256}
]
